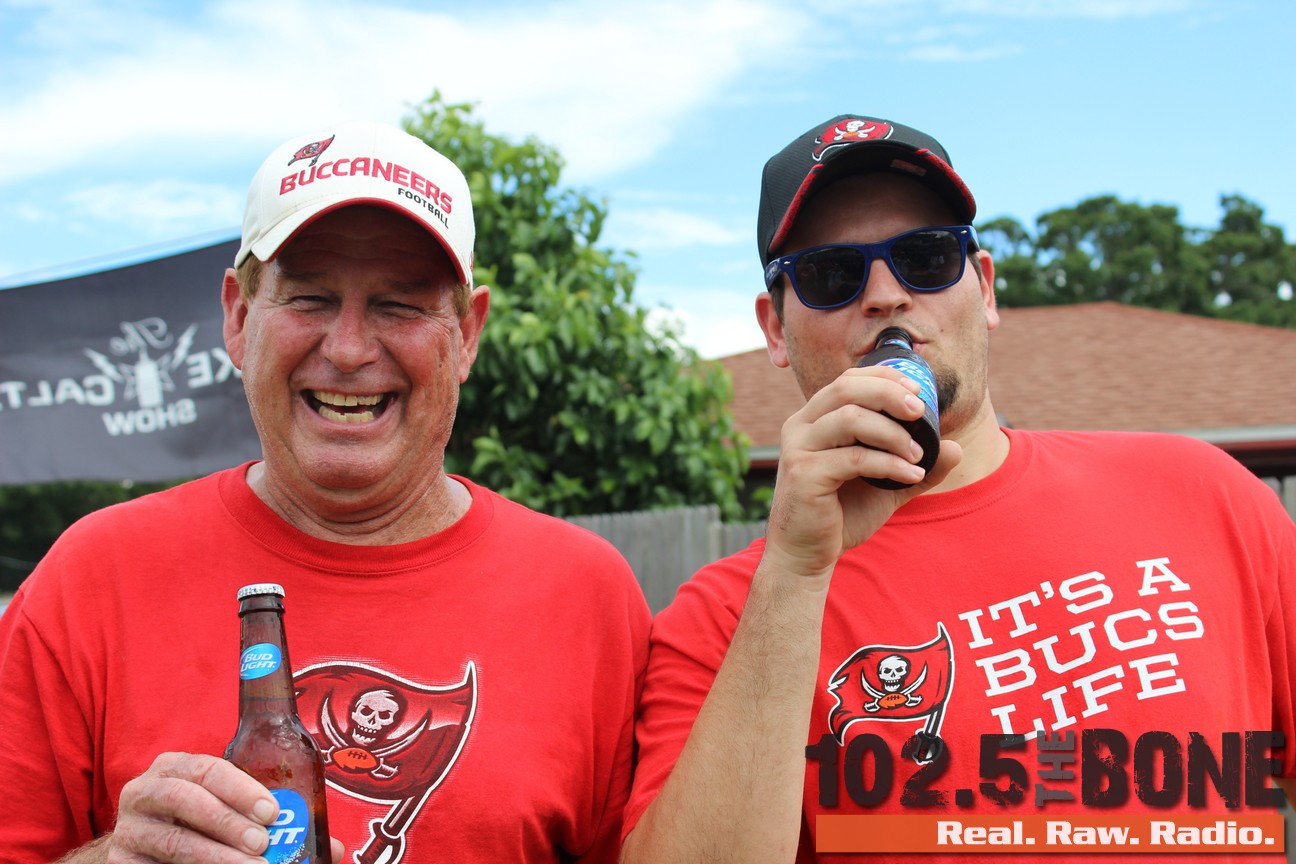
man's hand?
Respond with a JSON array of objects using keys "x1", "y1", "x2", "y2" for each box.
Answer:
[
  {"x1": 108, "y1": 752, "x2": 276, "y2": 863},
  {"x1": 764, "y1": 364, "x2": 961, "y2": 580},
  {"x1": 58, "y1": 752, "x2": 345, "y2": 864}
]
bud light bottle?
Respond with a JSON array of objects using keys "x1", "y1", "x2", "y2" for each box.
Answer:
[
  {"x1": 856, "y1": 327, "x2": 940, "y2": 489},
  {"x1": 225, "y1": 584, "x2": 332, "y2": 864}
]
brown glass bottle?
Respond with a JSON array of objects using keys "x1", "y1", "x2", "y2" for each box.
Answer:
[
  {"x1": 225, "y1": 583, "x2": 332, "y2": 864},
  {"x1": 856, "y1": 327, "x2": 941, "y2": 489}
]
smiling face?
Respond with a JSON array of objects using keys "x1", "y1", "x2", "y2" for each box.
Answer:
[
  {"x1": 222, "y1": 205, "x2": 488, "y2": 523},
  {"x1": 757, "y1": 172, "x2": 999, "y2": 439}
]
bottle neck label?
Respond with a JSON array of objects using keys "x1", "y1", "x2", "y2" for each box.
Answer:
[
  {"x1": 266, "y1": 788, "x2": 312, "y2": 864},
  {"x1": 240, "y1": 642, "x2": 283, "y2": 680}
]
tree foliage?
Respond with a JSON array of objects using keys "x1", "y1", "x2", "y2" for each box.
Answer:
[
  {"x1": 404, "y1": 93, "x2": 749, "y2": 519},
  {"x1": 1201, "y1": 196, "x2": 1296, "y2": 327},
  {"x1": 980, "y1": 194, "x2": 1296, "y2": 327},
  {"x1": 0, "y1": 480, "x2": 174, "y2": 593},
  {"x1": 0, "y1": 93, "x2": 754, "y2": 590}
]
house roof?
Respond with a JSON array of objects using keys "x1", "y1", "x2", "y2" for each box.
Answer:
[{"x1": 719, "y1": 302, "x2": 1296, "y2": 470}]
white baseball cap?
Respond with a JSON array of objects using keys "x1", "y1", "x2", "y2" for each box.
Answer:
[{"x1": 236, "y1": 120, "x2": 474, "y2": 285}]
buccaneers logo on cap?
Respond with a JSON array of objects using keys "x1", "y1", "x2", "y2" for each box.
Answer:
[
  {"x1": 813, "y1": 118, "x2": 893, "y2": 162},
  {"x1": 288, "y1": 134, "x2": 335, "y2": 168},
  {"x1": 827, "y1": 623, "x2": 954, "y2": 763}
]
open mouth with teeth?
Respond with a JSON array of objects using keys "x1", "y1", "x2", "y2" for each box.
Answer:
[{"x1": 308, "y1": 390, "x2": 393, "y2": 423}]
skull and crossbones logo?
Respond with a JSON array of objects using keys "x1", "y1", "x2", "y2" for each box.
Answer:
[
  {"x1": 319, "y1": 688, "x2": 429, "y2": 779},
  {"x1": 862, "y1": 654, "x2": 926, "y2": 712}
]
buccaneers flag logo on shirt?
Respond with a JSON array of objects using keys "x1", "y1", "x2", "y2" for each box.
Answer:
[
  {"x1": 295, "y1": 661, "x2": 476, "y2": 864},
  {"x1": 827, "y1": 624, "x2": 954, "y2": 759}
]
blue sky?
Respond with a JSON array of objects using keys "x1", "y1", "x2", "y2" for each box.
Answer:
[{"x1": 1, "y1": 0, "x2": 1292, "y2": 358}]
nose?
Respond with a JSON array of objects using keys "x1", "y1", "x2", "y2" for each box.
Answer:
[
  {"x1": 321, "y1": 299, "x2": 380, "y2": 372},
  {"x1": 856, "y1": 256, "x2": 913, "y2": 316}
]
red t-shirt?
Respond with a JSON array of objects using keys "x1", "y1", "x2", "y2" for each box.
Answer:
[
  {"x1": 0, "y1": 466, "x2": 650, "y2": 863},
  {"x1": 627, "y1": 429, "x2": 1296, "y2": 862}
]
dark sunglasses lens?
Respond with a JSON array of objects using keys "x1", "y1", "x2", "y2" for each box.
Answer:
[
  {"x1": 794, "y1": 247, "x2": 867, "y2": 308},
  {"x1": 891, "y1": 230, "x2": 964, "y2": 290}
]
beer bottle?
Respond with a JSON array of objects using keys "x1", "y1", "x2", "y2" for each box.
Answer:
[
  {"x1": 225, "y1": 583, "x2": 332, "y2": 864},
  {"x1": 856, "y1": 327, "x2": 941, "y2": 489}
]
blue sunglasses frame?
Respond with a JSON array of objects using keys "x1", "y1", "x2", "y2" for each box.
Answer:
[{"x1": 764, "y1": 225, "x2": 979, "y2": 310}]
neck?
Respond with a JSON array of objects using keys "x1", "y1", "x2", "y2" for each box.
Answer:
[
  {"x1": 244, "y1": 463, "x2": 472, "y2": 545},
  {"x1": 928, "y1": 398, "x2": 1009, "y2": 493}
]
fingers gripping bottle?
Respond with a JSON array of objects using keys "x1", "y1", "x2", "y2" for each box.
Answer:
[
  {"x1": 225, "y1": 584, "x2": 332, "y2": 864},
  {"x1": 856, "y1": 327, "x2": 941, "y2": 489}
]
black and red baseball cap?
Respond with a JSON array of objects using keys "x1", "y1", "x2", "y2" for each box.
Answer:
[{"x1": 757, "y1": 115, "x2": 977, "y2": 266}]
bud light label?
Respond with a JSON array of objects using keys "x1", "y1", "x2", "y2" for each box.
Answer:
[
  {"x1": 266, "y1": 788, "x2": 311, "y2": 864},
  {"x1": 878, "y1": 357, "x2": 939, "y2": 418},
  {"x1": 240, "y1": 643, "x2": 282, "y2": 680}
]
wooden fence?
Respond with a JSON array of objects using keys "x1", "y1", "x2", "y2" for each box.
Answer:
[
  {"x1": 574, "y1": 474, "x2": 1296, "y2": 615},
  {"x1": 568, "y1": 506, "x2": 764, "y2": 613},
  {"x1": 1265, "y1": 475, "x2": 1296, "y2": 522}
]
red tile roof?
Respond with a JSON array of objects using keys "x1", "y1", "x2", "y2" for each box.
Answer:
[{"x1": 719, "y1": 303, "x2": 1296, "y2": 461}]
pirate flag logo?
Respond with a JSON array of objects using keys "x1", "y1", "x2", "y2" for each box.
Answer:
[
  {"x1": 288, "y1": 134, "x2": 335, "y2": 168},
  {"x1": 295, "y1": 661, "x2": 476, "y2": 864},
  {"x1": 812, "y1": 118, "x2": 894, "y2": 162},
  {"x1": 827, "y1": 623, "x2": 954, "y2": 763}
]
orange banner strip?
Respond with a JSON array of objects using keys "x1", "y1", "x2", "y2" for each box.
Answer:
[{"x1": 816, "y1": 813, "x2": 1286, "y2": 854}]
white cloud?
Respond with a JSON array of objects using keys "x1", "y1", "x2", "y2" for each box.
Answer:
[
  {"x1": 64, "y1": 180, "x2": 245, "y2": 237},
  {"x1": 14, "y1": 202, "x2": 51, "y2": 223},
  {"x1": 904, "y1": 43, "x2": 1023, "y2": 62},
  {"x1": 808, "y1": 0, "x2": 1199, "y2": 67},
  {"x1": 640, "y1": 282, "x2": 766, "y2": 359},
  {"x1": 696, "y1": 321, "x2": 767, "y2": 359},
  {"x1": 0, "y1": 1, "x2": 465, "y2": 182},
  {"x1": 465, "y1": 0, "x2": 802, "y2": 180},
  {"x1": 680, "y1": 306, "x2": 768, "y2": 359},
  {"x1": 940, "y1": 0, "x2": 1198, "y2": 18},
  {"x1": 646, "y1": 304, "x2": 765, "y2": 360},
  {"x1": 604, "y1": 207, "x2": 746, "y2": 251},
  {"x1": 0, "y1": 0, "x2": 811, "y2": 186}
]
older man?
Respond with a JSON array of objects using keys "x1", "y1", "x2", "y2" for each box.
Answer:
[{"x1": 0, "y1": 121, "x2": 649, "y2": 863}]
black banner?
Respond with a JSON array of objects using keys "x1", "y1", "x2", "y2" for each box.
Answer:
[{"x1": 0, "y1": 240, "x2": 262, "y2": 485}]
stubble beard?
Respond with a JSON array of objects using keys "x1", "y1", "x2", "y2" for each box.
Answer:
[{"x1": 929, "y1": 343, "x2": 991, "y2": 438}]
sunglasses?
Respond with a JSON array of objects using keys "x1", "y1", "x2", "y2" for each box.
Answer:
[{"x1": 764, "y1": 225, "x2": 979, "y2": 310}]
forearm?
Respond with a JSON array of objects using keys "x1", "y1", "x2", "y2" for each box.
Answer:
[
  {"x1": 52, "y1": 836, "x2": 109, "y2": 864},
  {"x1": 622, "y1": 559, "x2": 830, "y2": 864}
]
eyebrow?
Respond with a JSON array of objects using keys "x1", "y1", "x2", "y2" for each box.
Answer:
[{"x1": 272, "y1": 268, "x2": 451, "y2": 303}]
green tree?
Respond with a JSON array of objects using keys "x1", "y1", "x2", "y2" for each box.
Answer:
[
  {"x1": 984, "y1": 193, "x2": 1296, "y2": 328},
  {"x1": 0, "y1": 480, "x2": 173, "y2": 593},
  {"x1": 1031, "y1": 196, "x2": 1210, "y2": 313},
  {"x1": 977, "y1": 216, "x2": 1048, "y2": 307},
  {"x1": 1202, "y1": 195, "x2": 1296, "y2": 327},
  {"x1": 403, "y1": 93, "x2": 750, "y2": 519}
]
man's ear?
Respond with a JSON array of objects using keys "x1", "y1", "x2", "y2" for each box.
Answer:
[
  {"x1": 457, "y1": 285, "x2": 491, "y2": 383},
  {"x1": 222, "y1": 268, "x2": 249, "y2": 369},
  {"x1": 976, "y1": 250, "x2": 999, "y2": 332},
  {"x1": 755, "y1": 291, "x2": 791, "y2": 369}
]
